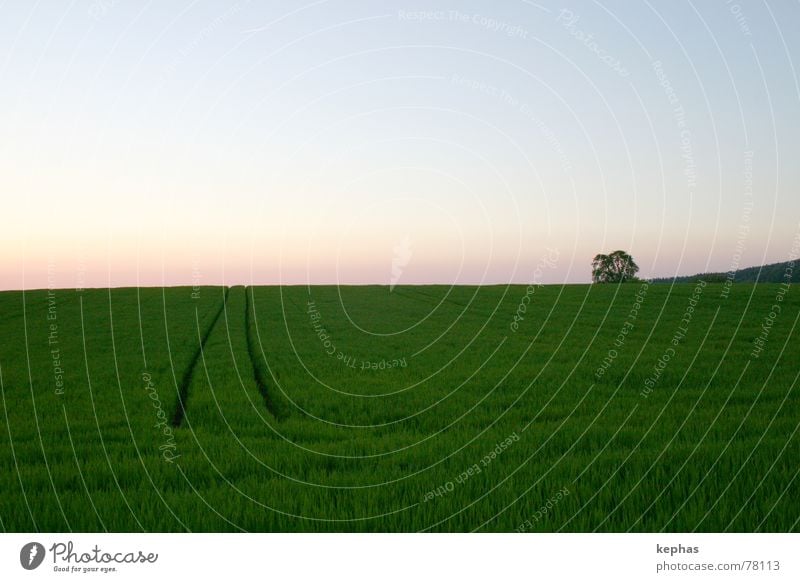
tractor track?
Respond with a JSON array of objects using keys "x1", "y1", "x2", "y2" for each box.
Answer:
[
  {"x1": 171, "y1": 287, "x2": 231, "y2": 427},
  {"x1": 245, "y1": 286, "x2": 286, "y2": 420}
]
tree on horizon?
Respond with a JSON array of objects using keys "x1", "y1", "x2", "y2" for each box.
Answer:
[{"x1": 592, "y1": 250, "x2": 639, "y2": 283}]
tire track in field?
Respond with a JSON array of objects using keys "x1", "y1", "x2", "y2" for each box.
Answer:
[
  {"x1": 244, "y1": 286, "x2": 287, "y2": 420},
  {"x1": 171, "y1": 287, "x2": 231, "y2": 427}
]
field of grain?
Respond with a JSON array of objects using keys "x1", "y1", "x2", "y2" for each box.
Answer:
[{"x1": 0, "y1": 283, "x2": 797, "y2": 532}]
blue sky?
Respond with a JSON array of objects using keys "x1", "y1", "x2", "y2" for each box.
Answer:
[{"x1": 1, "y1": 0, "x2": 798, "y2": 288}]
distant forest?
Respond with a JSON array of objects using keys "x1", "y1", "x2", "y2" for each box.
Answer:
[{"x1": 651, "y1": 260, "x2": 798, "y2": 284}]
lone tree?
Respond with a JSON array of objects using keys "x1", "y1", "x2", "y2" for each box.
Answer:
[{"x1": 592, "y1": 250, "x2": 639, "y2": 283}]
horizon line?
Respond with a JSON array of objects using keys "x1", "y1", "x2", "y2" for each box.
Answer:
[
  {"x1": 0, "y1": 279, "x2": 773, "y2": 294},
  {"x1": 3, "y1": 257, "x2": 794, "y2": 293}
]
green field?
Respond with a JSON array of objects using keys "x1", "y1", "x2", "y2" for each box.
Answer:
[{"x1": 0, "y1": 282, "x2": 798, "y2": 532}]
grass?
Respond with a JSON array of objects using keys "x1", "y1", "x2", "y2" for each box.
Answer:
[{"x1": 0, "y1": 282, "x2": 797, "y2": 532}]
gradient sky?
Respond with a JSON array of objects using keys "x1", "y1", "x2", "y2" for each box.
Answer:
[{"x1": 1, "y1": 0, "x2": 799, "y2": 289}]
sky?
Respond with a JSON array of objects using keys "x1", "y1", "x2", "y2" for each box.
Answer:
[{"x1": 1, "y1": 0, "x2": 799, "y2": 289}]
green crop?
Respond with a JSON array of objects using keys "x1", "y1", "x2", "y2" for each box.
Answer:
[{"x1": 0, "y1": 283, "x2": 797, "y2": 532}]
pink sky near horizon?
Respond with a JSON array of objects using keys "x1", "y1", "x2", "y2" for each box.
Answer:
[{"x1": 2, "y1": 2, "x2": 799, "y2": 291}]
